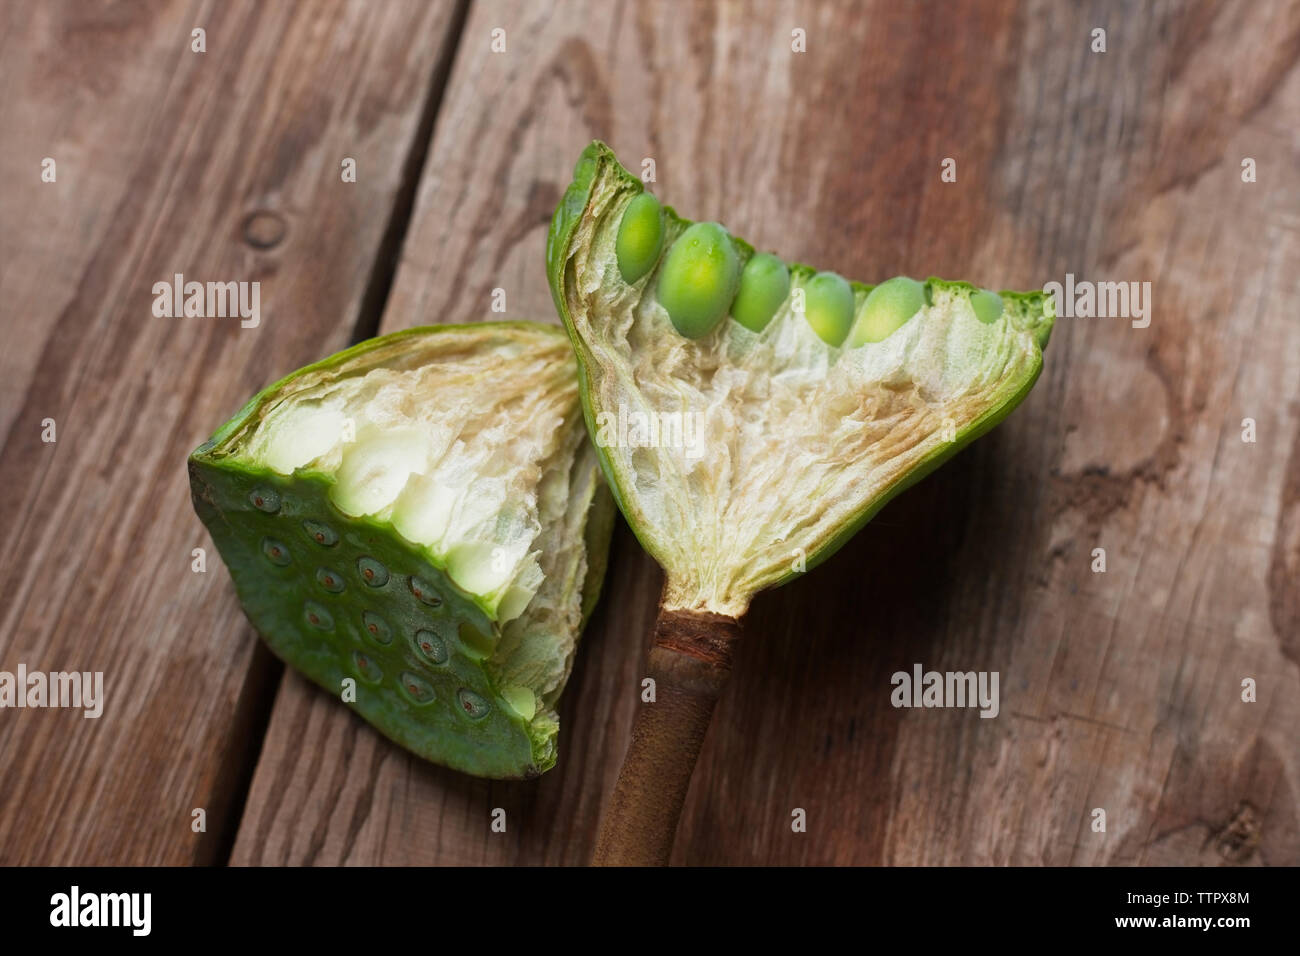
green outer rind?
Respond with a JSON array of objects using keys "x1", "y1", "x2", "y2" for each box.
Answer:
[
  {"x1": 190, "y1": 322, "x2": 611, "y2": 779},
  {"x1": 579, "y1": 481, "x2": 617, "y2": 628},
  {"x1": 546, "y1": 141, "x2": 1054, "y2": 605}
]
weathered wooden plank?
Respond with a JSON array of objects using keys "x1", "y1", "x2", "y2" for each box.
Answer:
[
  {"x1": 0, "y1": 0, "x2": 465, "y2": 864},
  {"x1": 233, "y1": 0, "x2": 1300, "y2": 865}
]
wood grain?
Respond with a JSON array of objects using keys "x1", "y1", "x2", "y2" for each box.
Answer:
[
  {"x1": 0, "y1": 0, "x2": 464, "y2": 864},
  {"x1": 6, "y1": 0, "x2": 1292, "y2": 868},
  {"x1": 233, "y1": 0, "x2": 1300, "y2": 866}
]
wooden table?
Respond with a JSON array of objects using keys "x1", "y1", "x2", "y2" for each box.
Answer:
[{"x1": 2, "y1": 0, "x2": 1297, "y2": 866}]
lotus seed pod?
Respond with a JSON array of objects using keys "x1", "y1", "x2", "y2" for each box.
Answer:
[
  {"x1": 316, "y1": 567, "x2": 346, "y2": 593},
  {"x1": 303, "y1": 601, "x2": 333, "y2": 630},
  {"x1": 400, "y1": 672, "x2": 435, "y2": 705},
  {"x1": 615, "y1": 192, "x2": 664, "y2": 283},
  {"x1": 250, "y1": 487, "x2": 280, "y2": 513},
  {"x1": 361, "y1": 610, "x2": 392, "y2": 644},
  {"x1": 356, "y1": 555, "x2": 389, "y2": 587},
  {"x1": 414, "y1": 628, "x2": 449, "y2": 664},
  {"x1": 730, "y1": 253, "x2": 791, "y2": 332},
  {"x1": 261, "y1": 537, "x2": 291, "y2": 567},
  {"x1": 457, "y1": 688, "x2": 491, "y2": 719},
  {"x1": 846, "y1": 276, "x2": 925, "y2": 347},
  {"x1": 189, "y1": 322, "x2": 616, "y2": 778},
  {"x1": 803, "y1": 271, "x2": 856, "y2": 346},
  {"x1": 302, "y1": 520, "x2": 338, "y2": 546},
  {"x1": 657, "y1": 222, "x2": 741, "y2": 339},
  {"x1": 352, "y1": 650, "x2": 382, "y2": 683},
  {"x1": 547, "y1": 141, "x2": 1055, "y2": 619},
  {"x1": 971, "y1": 288, "x2": 1004, "y2": 324}
]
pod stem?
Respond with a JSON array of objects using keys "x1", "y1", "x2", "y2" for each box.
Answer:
[{"x1": 592, "y1": 601, "x2": 743, "y2": 866}]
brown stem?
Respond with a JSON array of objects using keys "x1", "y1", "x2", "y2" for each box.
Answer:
[{"x1": 591, "y1": 602, "x2": 743, "y2": 866}]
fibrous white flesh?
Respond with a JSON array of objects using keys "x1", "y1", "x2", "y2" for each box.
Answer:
[
  {"x1": 227, "y1": 326, "x2": 596, "y2": 732},
  {"x1": 561, "y1": 183, "x2": 1049, "y2": 618}
]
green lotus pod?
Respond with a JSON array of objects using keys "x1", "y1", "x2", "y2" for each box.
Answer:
[
  {"x1": 547, "y1": 142, "x2": 1053, "y2": 619},
  {"x1": 189, "y1": 322, "x2": 615, "y2": 778}
]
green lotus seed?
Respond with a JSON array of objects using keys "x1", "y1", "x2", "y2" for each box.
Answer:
[
  {"x1": 303, "y1": 601, "x2": 333, "y2": 630},
  {"x1": 846, "y1": 276, "x2": 924, "y2": 347},
  {"x1": 616, "y1": 192, "x2": 664, "y2": 284},
  {"x1": 356, "y1": 556, "x2": 389, "y2": 587},
  {"x1": 408, "y1": 575, "x2": 443, "y2": 607},
  {"x1": 249, "y1": 487, "x2": 280, "y2": 513},
  {"x1": 971, "y1": 288, "x2": 1003, "y2": 324},
  {"x1": 315, "y1": 567, "x2": 345, "y2": 593},
  {"x1": 361, "y1": 610, "x2": 392, "y2": 644},
  {"x1": 501, "y1": 686, "x2": 537, "y2": 721},
  {"x1": 302, "y1": 520, "x2": 338, "y2": 546},
  {"x1": 457, "y1": 688, "x2": 491, "y2": 720},
  {"x1": 352, "y1": 651, "x2": 382, "y2": 684},
  {"x1": 261, "y1": 537, "x2": 291, "y2": 567},
  {"x1": 802, "y1": 272, "x2": 855, "y2": 346},
  {"x1": 730, "y1": 253, "x2": 790, "y2": 332},
  {"x1": 414, "y1": 628, "x2": 449, "y2": 664},
  {"x1": 657, "y1": 222, "x2": 740, "y2": 339},
  {"x1": 400, "y1": 672, "x2": 436, "y2": 705}
]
